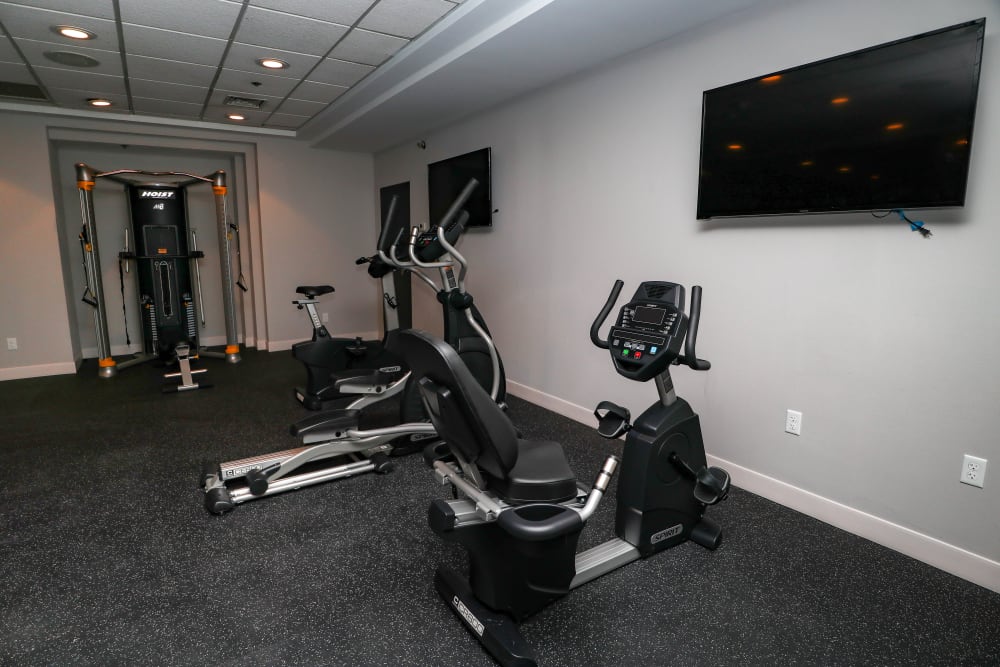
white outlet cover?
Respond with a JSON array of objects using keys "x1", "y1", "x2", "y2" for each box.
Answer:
[{"x1": 960, "y1": 454, "x2": 987, "y2": 488}]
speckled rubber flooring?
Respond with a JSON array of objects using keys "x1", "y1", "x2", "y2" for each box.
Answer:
[{"x1": 1, "y1": 349, "x2": 998, "y2": 666}]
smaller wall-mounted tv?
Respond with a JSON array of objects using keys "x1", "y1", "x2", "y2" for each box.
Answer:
[
  {"x1": 428, "y1": 147, "x2": 492, "y2": 227},
  {"x1": 697, "y1": 18, "x2": 985, "y2": 219}
]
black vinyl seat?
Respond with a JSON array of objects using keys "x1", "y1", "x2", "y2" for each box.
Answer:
[
  {"x1": 295, "y1": 285, "x2": 334, "y2": 298},
  {"x1": 396, "y1": 330, "x2": 577, "y2": 504}
]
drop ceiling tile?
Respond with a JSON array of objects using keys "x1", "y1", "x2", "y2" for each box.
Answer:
[
  {"x1": 249, "y1": 0, "x2": 375, "y2": 26},
  {"x1": 329, "y1": 28, "x2": 407, "y2": 67},
  {"x1": 0, "y1": 1, "x2": 116, "y2": 21},
  {"x1": 13, "y1": 37, "x2": 122, "y2": 76},
  {"x1": 45, "y1": 86, "x2": 127, "y2": 108},
  {"x1": 359, "y1": 0, "x2": 454, "y2": 39},
  {"x1": 215, "y1": 67, "x2": 299, "y2": 99},
  {"x1": 121, "y1": 24, "x2": 227, "y2": 66},
  {"x1": 224, "y1": 42, "x2": 320, "y2": 80},
  {"x1": 31, "y1": 64, "x2": 125, "y2": 95},
  {"x1": 0, "y1": 60, "x2": 34, "y2": 84},
  {"x1": 126, "y1": 54, "x2": 217, "y2": 88},
  {"x1": 130, "y1": 78, "x2": 206, "y2": 104},
  {"x1": 234, "y1": 6, "x2": 348, "y2": 57},
  {"x1": 274, "y1": 97, "x2": 325, "y2": 117},
  {"x1": 265, "y1": 111, "x2": 310, "y2": 129},
  {"x1": 290, "y1": 79, "x2": 347, "y2": 104},
  {"x1": 119, "y1": 0, "x2": 242, "y2": 40},
  {"x1": 0, "y1": 35, "x2": 22, "y2": 63},
  {"x1": 131, "y1": 96, "x2": 202, "y2": 117},
  {"x1": 0, "y1": 3, "x2": 120, "y2": 50},
  {"x1": 308, "y1": 57, "x2": 372, "y2": 87}
]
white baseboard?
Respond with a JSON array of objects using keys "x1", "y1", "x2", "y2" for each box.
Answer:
[
  {"x1": 507, "y1": 379, "x2": 1000, "y2": 594},
  {"x1": 0, "y1": 361, "x2": 78, "y2": 381},
  {"x1": 507, "y1": 379, "x2": 594, "y2": 423}
]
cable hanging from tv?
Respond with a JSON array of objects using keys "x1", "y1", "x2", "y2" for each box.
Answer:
[{"x1": 871, "y1": 209, "x2": 932, "y2": 238}]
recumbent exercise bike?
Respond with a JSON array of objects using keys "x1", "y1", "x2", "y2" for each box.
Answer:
[{"x1": 398, "y1": 279, "x2": 730, "y2": 666}]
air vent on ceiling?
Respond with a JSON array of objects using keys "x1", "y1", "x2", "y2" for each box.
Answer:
[
  {"x1": 223, "y1": 95, "x2": 265, "y2": 110},
  {"x1": 0, "y1": 81, "x2": 48, "y2": 101}
]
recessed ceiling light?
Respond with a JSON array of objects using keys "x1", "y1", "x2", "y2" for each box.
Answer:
[
  {"x1": 256, "y1": 58, "x2": 289, "y2": 70},
  {"x1": 227, "y1": 113, "x2": 246, "y2": 121},
  {"x1": 54, "y1": 25, "x2": 96, "y2": 40},
  {"x1": 44, "y1": 51, "x2": 100, "y2": 67},
  {"x1": 88, "y1": 98, "x2": 112, "y2": 107}
]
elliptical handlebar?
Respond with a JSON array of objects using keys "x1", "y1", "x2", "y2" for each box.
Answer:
[
  {"x1": 678, "y1": 285, "x2": 711, "y2": 371},
  {"x1": 590, "y1": 279, "x2": 624, "y2": 349}
]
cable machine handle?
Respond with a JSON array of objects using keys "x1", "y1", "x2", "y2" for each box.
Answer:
[
  {"x1": 590, "y1": 279, "x2": 624, "y2": 349},
  {"x1": 680, "y1": 285, "x2": 711, "y2": 371}
]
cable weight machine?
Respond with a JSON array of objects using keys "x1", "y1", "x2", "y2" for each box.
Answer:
[{"x1": 75, "y1": 163, "x2": 242, "y2": 380}]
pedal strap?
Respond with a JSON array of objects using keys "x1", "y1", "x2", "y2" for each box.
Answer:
[{"x1": 593, "y1": 401, "x2": 631, "y2": 439}]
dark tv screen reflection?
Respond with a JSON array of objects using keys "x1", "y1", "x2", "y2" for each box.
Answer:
[
  {"x1": 697, "y1": 19, "x2": 985, "y2": 219},
  {"x1": 428, "y1": 147, "x2": 492, "y2": 227}
]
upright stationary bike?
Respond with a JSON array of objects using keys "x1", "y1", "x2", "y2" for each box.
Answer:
[
  {"x1": 291, "y1": 196, "x2": 411, "y2": 410},
  {"x1": 400, "y1": 278, "x2": 730, "y2": 667}
]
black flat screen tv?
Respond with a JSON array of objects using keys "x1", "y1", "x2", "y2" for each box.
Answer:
[
  {"x1": 428, "y1": 147, "x2": 492, "y2": 227},
  {"x1": 696, "y1": 18, "x2": 985, "y2": 219}
]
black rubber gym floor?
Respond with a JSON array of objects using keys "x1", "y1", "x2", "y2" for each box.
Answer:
[{"x1": 1, "y1": 349, "x2": 998, "y2": 666}]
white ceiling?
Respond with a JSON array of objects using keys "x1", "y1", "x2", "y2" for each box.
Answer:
[{"x1": 0, "y1": 0, "x2": 767, "y2": 152}]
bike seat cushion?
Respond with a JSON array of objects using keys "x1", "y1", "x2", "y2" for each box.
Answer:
[
  {"x1": 296, "y1": 285, "x2": 334, "y2": 298},
  {"x1": 486, "y1": 439, "x2": 578, "y2": 504}
]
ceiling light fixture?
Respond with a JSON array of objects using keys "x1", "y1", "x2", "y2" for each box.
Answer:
[
  {"x1": 54, "y1": 25, "x2": 95, "y2": 40},
  {"x1": 227, "y1": 113, "x2": 246, "y2": 121},
  {"x1": 256, "y1": 58, "x2": 289, "y2": 70},
  {"x1": 88, "y1": 98, "x2": 112, "y2": 107}
]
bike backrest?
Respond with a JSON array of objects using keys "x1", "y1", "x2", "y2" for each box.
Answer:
[{"x1": 394, "y1": 329, "x2": 517, "y2": 480}]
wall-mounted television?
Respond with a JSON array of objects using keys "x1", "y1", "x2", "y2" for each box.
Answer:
[
  {"x1": 428, "y1": 147, "x2": 492, "y2": 227},
  {"x1": 696, "y1": 18, "x2": 985, "y2": 219}
]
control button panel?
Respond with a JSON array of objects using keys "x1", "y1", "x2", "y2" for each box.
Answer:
[{"x1": 608, "y1": 299, "x2": 686, "y2": 378}]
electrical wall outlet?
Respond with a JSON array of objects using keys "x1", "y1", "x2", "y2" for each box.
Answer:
[
  {"x1": 6, "y1": 337, "x2": 16, "y2": 351},
  {"x1": 785, "y1": 409, "x2": 802, "y2": 436},
  {"x1": 321, "y1": 312, "x2": 329, "y2": 323},
  {"x1": 960, "y1": 454, "x2": 987, "y2": 488}
]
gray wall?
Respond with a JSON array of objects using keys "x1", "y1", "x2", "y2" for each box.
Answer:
[
  {"x1": 373, "y1": 0, "x2": 1000, "y2": 588},
  {"x1": 0, "y1": 112, "x2": 377, "y2": 378}
]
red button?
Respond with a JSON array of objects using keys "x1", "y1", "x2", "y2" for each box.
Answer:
[{"x1": 634, "y1": 351, "x2": 642, "y2": 359}]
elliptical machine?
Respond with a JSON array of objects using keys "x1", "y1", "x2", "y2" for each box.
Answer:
[
  {"x1": 200, "y1": 179, "x2": 506, "y2": 514},
  {"x1": 399, "y1": 279, "x2": 730, "y2": 667},
  {"x1": 291, "y1": 196, "x2": 411, "y2": 411}
]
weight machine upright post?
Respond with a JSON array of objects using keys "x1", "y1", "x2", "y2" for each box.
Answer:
[
  {"x1": 211, "y1": 170, "x2": 241, "y2": 363},
  {"x1": 76, "y1": 163, "x2": 117, "y2": 378}
]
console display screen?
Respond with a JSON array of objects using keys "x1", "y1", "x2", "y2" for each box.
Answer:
[{"x1": 633, "y1": 306, "x2": 666, "y2": 325}]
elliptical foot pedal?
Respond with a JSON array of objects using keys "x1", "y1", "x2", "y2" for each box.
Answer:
[{"x1": 434, "y1": 567, "x2": 538, "y2": 667}]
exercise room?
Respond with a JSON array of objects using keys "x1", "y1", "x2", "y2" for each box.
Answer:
[{"x1": 1, "y1": 0, "x2": 998, "y2": 665}]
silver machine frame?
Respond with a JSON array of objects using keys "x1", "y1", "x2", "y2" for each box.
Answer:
[{"x1": 75, "y1": 163, "x2": 242, "y2": 378}]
